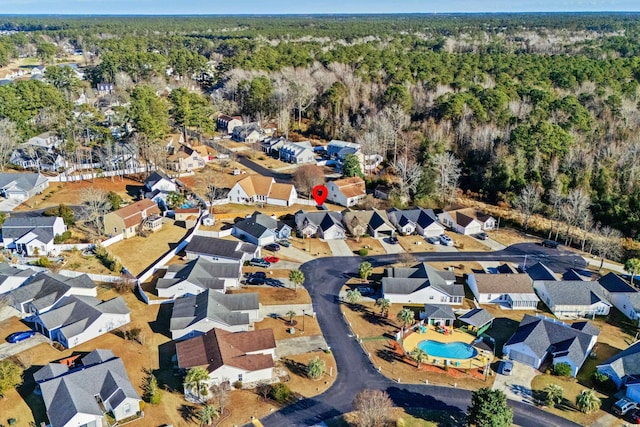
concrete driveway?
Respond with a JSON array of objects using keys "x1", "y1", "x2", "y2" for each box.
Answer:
[
  {"x1": 326, "y1": 239, "x2": 354, "y2": 257},
  {"x1": 0, "y1": 198, "x2": 22, "y2": 212},
  {"x1": 492, "y1": 360, "x2": 540, "y2": 405},
  {"x1": 276, "y1": 335, "x2": 329, "y2": 358},
  {"x1": 277, "y1": 245, "x2": 315, "y2": 263},
  {"x1": 377, "y1": 237, "x2": 405, "y2": 254},
  {"x1": 481, "y1": 237, "x2": 506, "y2": 251},
  {"x1": 0, "y1": 333, "x2": 51, "y2": 360}
]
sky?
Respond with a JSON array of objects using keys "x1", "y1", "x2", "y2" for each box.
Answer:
[{"x1": 0, "y1": 0, "x2": 639, "y2": 15}]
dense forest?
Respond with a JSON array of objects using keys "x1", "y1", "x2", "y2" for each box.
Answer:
[{"x1": 1, "y1": 14, "x2": 640, "y2": 247}]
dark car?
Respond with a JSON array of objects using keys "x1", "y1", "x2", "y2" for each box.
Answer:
[
  {"x1": 246, "y1": 276, "x2": 266, "y2": 285},
  {"x1": 498, "y1": 360, "x2": 513, "y2": 376},
  {"x1": 628, "y1": 408, "x2": 640, "y2": 424},
  {"x1": 7, "y1": 330, "x2": 36, "y2": 343},
  {"x1": 474, "y1": 232, "x2": 489, "y2": 240},
  {"x1": 249, "y1": 258, "x2": 271, "y2": 268},
  {"x1": 388, "y1": 236, "x2": 399, "y2": 244},
  {"x1": 264, "y1": 243, "x2": 281, "y2": 252},
  {"x1": 541, "y1": 239, "x2": 559, "y2": 248},
  {"x1": 250, "y1": 272, "x2": 267, "y2": 280}
]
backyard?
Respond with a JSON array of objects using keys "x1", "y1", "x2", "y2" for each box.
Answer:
[{"x1": 230, "y1": 285, "x2": 311, "y2": 305}]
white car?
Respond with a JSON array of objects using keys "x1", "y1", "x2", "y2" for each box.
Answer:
[{"x1": 439, "y1": 234, "x2": 454, "y2": 246}]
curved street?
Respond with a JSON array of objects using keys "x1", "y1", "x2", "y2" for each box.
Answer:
[{"x1": 260, "y1": 243, "x2": 583, "y2": 427}]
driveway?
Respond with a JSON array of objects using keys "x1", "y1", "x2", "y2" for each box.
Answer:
[
  {"x1": 435, "y1": 244, "x2": 458, "y2": 253},
  {"x1": 492, "y1": 360, "x2": 540, "y2": 404},
  {"x1": 482, "y1": 237, "x2": 507, "y2": 251},
  {"x1": 377, "y1": 237, "x2": 405, "y2": 255},
  {"x1": 277, "y1": 245, "x2": 315, "y2": 263},
  {"x1": 0, "y1": 333, "x2": 51, "y2": 360},
  {"x1": 0, "y1": 198, "x2": 22, "y2": 212},
  {"x1": 326, "y1": 239, "x2": 354, "y2": 257},
  {"x1": 276, "y1": 335, "x2": 329, "y2": 358}
]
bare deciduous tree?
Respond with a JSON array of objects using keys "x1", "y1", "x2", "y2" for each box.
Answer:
[
  {"x1": 208, "y1": 382, "x2": 230, "y2": 414},
  {"x1": 381, "y1": 104, "x2": 409, "y2": 165},
  {"x1": 593, "y1": 226, "x2": 623, "y2": 271},
  {"x1": 0, "y1": 119, "x2": 19, "y2": 171},
  {"x1": 394, "y1": 158, "x2": 423, "y2": 203},
  {"x1": 80, "y1": 188, "x2": 110, "y2": 235},
  {"x1": 197, "y1": 166, "x2": 227, "y2": 206},
  {"x1": 292, "y1": 164, "x2": 325, "y2": 199},
  {"x1": 353, "y1": 389, "x2": 393, "y2": 427},
  {"x1": 431, "y1": 152, "x2": 461, "y2": 206},
  {"x1": 560, "y1": 189, "x2": 591, "y2": 246},
  {"x1": 516, "y1": 184, "x2": 542, "y2": 230}
]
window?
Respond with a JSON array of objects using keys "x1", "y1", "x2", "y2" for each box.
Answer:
[{"x1": 123, "y1": 403, "x2": 131, "y2": 413}]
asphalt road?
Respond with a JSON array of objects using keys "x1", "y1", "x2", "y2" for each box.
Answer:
[{"x1": 259, "y1": 243, "x2": 583, "y2": 427}]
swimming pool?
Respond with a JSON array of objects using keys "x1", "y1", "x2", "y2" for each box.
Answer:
[{"x1": 417, "y1": 340, "x2": 477, "y2": 359}]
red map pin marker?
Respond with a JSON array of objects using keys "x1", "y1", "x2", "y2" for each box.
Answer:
[{"x1": 312, "y1": 185, "x2": 328, "y2": 206}]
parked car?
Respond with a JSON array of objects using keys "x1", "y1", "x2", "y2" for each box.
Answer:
[
  {"x1": 264, "y1": 243, "x2": 281, "y2": 252},
  {"x1": 498, "y1": 360, "x2": 513, "y2": 376},
  {"x1": 250, "y1": 272, "x2": 267, "y2": 280},
  {"x1": 249, "y1": 258, "x2": 271, "y2": 268},
  {"x1": 278, "y1": 240, "x2": 291, "y2": 247},
  {"x1": 246, "y1": 276, "x2": 266, "y2": 285},
  {"x1": 425, "y1": 236, "x2": 440, "y2": 245},
  {"x1": 7, "y1": 331, "x2": 36, "y2": 343},
  {"x1": 628, "y1": 408, "x2": 640, "y2": 424},
  {"x1": 474, "y1": 232, "x2": 489, "y2": 240},
  {"x1": 439, "y1": 234, "x2": 454, "y2": 246},
  {"x1": 388, "y1": 236, "x2": 399, "y2": 244},
  {"x1": 541, "y1": 239, "x2": 559, "y2": 248},
  {"x1": 264, "y1": 256, "x2": 280, "y2": 263},
  {"x1": 613, "y1": 398, "x2": 638, "y2": 416}
]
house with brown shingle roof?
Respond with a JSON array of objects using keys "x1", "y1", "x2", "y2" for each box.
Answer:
[
  {"x1": 176, "y1": 328, "x2": 276, "y2": 396},
  {"x1": 467, "y1": 273, "x2": 539, "y2": 309},
  {"x1": 229, "y1": 175, "x2": 297, "y2": 207},
  {"x1": 437, "y1": 206, "x2": 496, "y2": 235},
  {"x1": 103, "y1": 199, "x2": 161, "y2": 238},
  {"x1": 166, "y1": 144, "x2": 207, "y2": 172},
  {"x1": 326, "y1": 177, "x2": 366, "y2": 207}
]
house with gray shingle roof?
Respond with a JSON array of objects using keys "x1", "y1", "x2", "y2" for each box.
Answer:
[
  {"x1": 2, "y1": 216, "x2": 67, "y2": 256},
  {"x1": 0, "y1": 263, "x2": 34, "y2": 294},
  {"x1": 599, "y1": 272, "x2": 640, "y2": 325},
  {"x1": 597, "y1": 341, "x2": 640, "y2": 402},
  {"x1": 0, "y1": 172, "x2": 48, "y2": 200},
  {"x1": 232, "y1": 211, "x2": 291, "y2": 246},
  {"x1": 504, "y1": 314, "x2": 599, "y2": 376},
  {"x1": 185, "y1": 235, "x2": 259, "y2": 263},
  {"x1": 525, "y1": 262, "x2": 558, "y2": 281},
  {"x1": 35, "y1": 349, "x2": 141, "y2": 427},
  {"x1": 387, "y1": 207, "x2": 445, "y2": 237},
  {"x1": 467, "y1": 273, "x2": 539, "y2": 309},
  {"x1": 421, "y1": 304, "x2": 456, "y2": 326},
  {"x1": 342, "y1": 208, "x2": 395, "y2": 238},
  {"x1": 34, "y1": 295, "x2": 130, "y2": 348},
  {"x1": 382, "y1": 262, "x2": 464, "y2": 305},
  {"x1": 9, "y1": 271, "x2": 97, "y2": 315},
  {"x1": 169, "y1": 289, "x2": 261, "y2": 340},
  {"x1": 294, "y1": 210, "x2": 345, "y2": 240},
  {"x1": 533, "y1": 280, "x2": 611, "y2": 318},
  {"x1": 155, "y1": 257, "x2": 242, "y2": 299}
]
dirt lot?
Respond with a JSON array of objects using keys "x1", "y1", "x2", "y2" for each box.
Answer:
[
  {"x1": 342, "y1": 300, "x2": 402, "y2": 339},
  {"x1": 452, "y1": 234, "x2": 492, "y2": 252},
  {"x1": 59, "y1": 249, "x2": 117, "y2": 276},
  {"x1": 490, "y1": 227, "x2": 539, "y2": 247},
  {"x1": 230, "y1": 285, "x2": 311, "y2": 305},
  {"x1": 107, "y1": 219, "x2": 189, "y2": 276},
  {"x1": 344, "y1": 237, "x2": 386, "y2": 256},
  {"x1": 398, "y1": 234, "x2": 438, "y2": 253},
  {"x1": 290, "y1": 236, "x2": 333, "y2": 257},
  {"x1": 15, "y1": 177, "x2": 142, "y2": 211}
]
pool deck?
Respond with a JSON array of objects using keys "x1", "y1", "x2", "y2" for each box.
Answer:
[{"x1": 403, "y1": 326, "x2": 489, "y2": 370}]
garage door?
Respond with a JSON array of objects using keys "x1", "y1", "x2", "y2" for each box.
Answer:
[{"x1": 508, "y1": 350, "x2": 537, "y2": 367}]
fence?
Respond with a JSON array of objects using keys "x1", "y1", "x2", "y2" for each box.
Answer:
[
  {"x1": 54, "y1": 243, "x2": 93, "y2": 252},
  {"x1": 193, "y1": 229, "x2": 232, "y2": 238},
  {"x1": 294, "y1": 198, "x2": 317, "y2": 206},
  {"x1": 11, "y1": 263, "x2": 122, "y2": 283},
  {"x1": 47, "y1": 167, "x2": 148, "y2": 182},
  {"x1": 101, "y1": 234, "x2": 124, "y2": 248}
]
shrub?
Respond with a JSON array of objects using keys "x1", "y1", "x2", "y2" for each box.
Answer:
[
  {"x1": 232, "y1": 380, "x2": 243, "y2": 389},
  {"x1": 33, "y1": 256, "x2": 52, "y2": 268},
  {"x1": 358, "y1": 248, "x2": 369, "y2": 256},
  {"x1": 553, "y1": 362, "x2": 572, "y2": 377},
  {"x1": 269, "y1": 383, "x2": 291, "y2": 403},
  {"x1": 592, "y1": 371, "x2": 608, "y2": 384},
  {"x1": 54, "y1": 231, "x2": 72, "y2": 243}
]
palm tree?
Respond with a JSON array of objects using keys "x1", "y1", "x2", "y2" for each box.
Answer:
[
  {"x1": 185, "y1": 367, "x2": 210, "y2": 402},
  {"x1": 198, "y1": 404, "x2": 219, "y2": 426},
  {"x1": 286, "y1": 310, "x2": 297, "y2": 324},
  {"x1": 544, "y1": 384, "x2": 564, "y2": 407},
  {"x1": 397, "y1": 308, "x2": 415, "y2": 335},
  {"x1": 410, "y1": 348, "x2": 429, "y2": 369},
  {"x1": 289, "y1": 269, "x2": 305, "y2": 292},
  {"x1": 346, "y1": 288, "x2": 362, "y2": 305},
  {"x1": 375, "y1": 298, "x2": 391, "y2": 317},
  {"x1": 307, "y1": 356, "x2": 326, "y2": 379},
  {"x1": 359, "y1": 261, "x2": 373, "y2": 282},
  {"x1": 575, "y1": 389, "x2": 601, "y2": 414},
  {"x1": 625, "y1": 258, "x2": 640, "y2": 287}
]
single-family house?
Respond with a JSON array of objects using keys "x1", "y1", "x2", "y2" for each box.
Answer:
[
  {"x1": 326, "y1": 177, "x2": 366, "y2": 207},
  {"x1": 382, "y1": 262, "x2": 464, "y2": 305},
  {"x1": 504, "y1": 314, "x2": 599, "y2": 377},
  {"x1": 525, "y1": 262, "x2": 559, "y2": 281},
  {"x1": 327, "y1": 140, "x2": 361, "y2": 159},
  {"x1": 342, "y1": 209, "x2": 395, "y2": 238},
  {"x1": 260, "y1": 136, "x2": 286, "y2": 155},
  {"x1": 156, "y1": 257, "x2": 242, "y2": 299},
  {"x1": 174, "y1": 207, "x2": 200, "y2": 228},
  {"x1": 0, "y1": 172, "x2": 49, "y2": 200},
  {"x1": 143, "y1": 170, "x2": 178, "y2": 207},
  {"x1": 438, "y1": 207, "x2": 496, "y2": 235},
  {"x1": 176, "y1": 328, "x2": 276, "y2": 392},
  {"x1": 466, "y1": 273, "x2": 539, "y2": 309},
  {"x1": 387, "y1": 207, "x2": 445, "y2": 237},
  {"x1": 166, "y1": 144, "x2": 207, "y2": 172},
  {"x1": 458, "y1": 308, "x2": 494, "y2": 336},
  {"x1": 420, "y1": 304, "x2": 456, "y2": 326},
  {"x1": 217, "y1": 114, "x2": 243, "y2": 134},
  {"x1": 0, "y1": 263, "x2": 34, "y2": 294},
  {"x1": 294, "y1": 210, "x2": 345, "y2": 240},
  {"x1": 2, "y1": 216, "x2": 67, "y2": 256},
  {"x1": 185, "y1": 236, "x2": 260, "y2": 263},
  {"x1": 232, "y1": 123, "x2": 262, "y2": 143},
  {"x1": 25, "y1": 131, "x2": 63, "y2": 151},
  {"x1": 228, "y1": 175, "x2": 297, "y2": 207},
  {"x1": 169, "y1": 290, "x2": 260, "y2": 340},
  {"x1": 103, "y1": 199, "x2": 162, "y2": 238},
  {"x1": 34, "y1": 295, "x2": 130, "y2": 348},
  {"x1": 232, "y1": 212, "x2": 291, "y2": 246},
  {"x1": 533, "y1": 280, "x2": 612, "y2": 318},
  {"x1": 597, "y1": 341, "x2": 640, "y2": 400},
  {"x1": 35, "y1": 349, "x2": 141, "y2": 427},
  {"x1": 10, "y1": 147, "x2": 67, "y2": 172},
  {"x1": 97, "y1": 82, "x2": 115, "y2": 95},
  {"x1": 279, "y1": 141, "x2": 315, "y2": 164},
  {"x1": 598, "y1": 272, "x2": 640, "y2": 324},
  {"x1": 8, "y1": 271, "x2": 97, "y2": 315}
]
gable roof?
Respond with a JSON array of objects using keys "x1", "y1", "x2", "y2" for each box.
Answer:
[
  {"x1": 10, "y1": 271, "x2": 96, "y2": 312},
  {"x1": 110, "y1": 199, "x2": 160, "y2": 228},
  {"x1": 526, "y1": 262, "x2": 558, "y2": 281},
  {"x1": 599, "y1": 272, "x2": 635, "y2": 293},
  {"x1": 269, "y1": 182, "x2": 294, "y2": 200},
  {"x1": 598, "y1": 340, "x2": 640, "y2": 381},
  {"x1": 144, "y1": 170, "x2": 173, "y2": 188},
  {"x1": 156, "y1": 258, "x2": 239, "y2": 292},
  {"x1": 422, "y1": 304, "x2": 455, "y2": 320},
  {"x1": 538, "y1": 280, "x2": 611, "y2": 307},
  {"x1": 295, "y1": 211, "x2": 344, "y2": 233},
  {"x1": 0, "y1": 263, "x2": 33, "y2": 287},
  {"x1": 0, "y1": 172, "x2": 48, "y2": 194},
  {"x1": 170, "y1": 289, "x2": 259, "y2": 332},
  {"x1": 388, "y1": 207, "x2": 441, "y2": 230},
  {"x1": 186, "y1": 236, "x2": 257, "y2": 260},
  {"x1": 2, "y1": 216, "x2": 60, "y2": 241},
  {"x1": 459, "y1": 308, "x2": 494, "y2": 328},
  {"x1": 176, "y1": 327, "x2": 275, "y2": 373},
  {"x1": 445, "y1": 207, "x2": 494, "y2": 225},
  {"x1": 471, "y1": 273, "x2": 535, "y2": 294},
  {"x1": 382, "y1": 263, "x2": 463, "y2": 297},
  {"x1": 329, "y1": 177, "x2": 365, "y2": 199}
]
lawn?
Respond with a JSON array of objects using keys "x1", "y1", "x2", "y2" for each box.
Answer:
[
  {"x1": 107, "y1": 219, "x2": 189, "y2": 276},
  {"x1": 344, "y1": 237, "x2": 386, "y2": 256},
  {"x1": 490, "y1": 227, "x2": 539, "y2": 247},
  {"x1": 398, "y1": 234, "x2": 438, "y2": 253},
  {"x1": 452, "y1": 234, "x2": 492, "y2": 252},
  {"x1": 254, "y1": 315, "x2": 323, "y2": 340},
  {"x1": 229, "y1": 285, "x2": 311, "y2": 305},
  {"x1": 59, "y1": 249, "x2": 117, "y2": 276}
]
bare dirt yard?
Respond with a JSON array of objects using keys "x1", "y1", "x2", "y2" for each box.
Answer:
[
  {"x1": 230, "y1": 286, "x2": 311, "y2": 305},
  {"x1": 107, "y1": 219, "x2": 189, "y2": 276},
  {"x1": 59, "y1": 249, "x2": 117, "y2": 276},
  {"x1": 490, "y1": 227, "x2": 540, "y2": 247},
  {"x1": 254, "y1": 315, "x2": 323, "y2": 340},
  {"x1": 398, "y1": 234, "x2": 438, "y2": 253}
]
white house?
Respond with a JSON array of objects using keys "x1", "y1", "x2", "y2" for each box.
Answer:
[
  {"x1": 597, "y1": 341, "x2": 640, "y2": 401},
  {"x1": 155, "y1": 257, "x2": 242, "y2": 299},
  {"x1": 34, "y1": 295, "x2": 131, "y2": 348},
  {"x1": 229, "y1": 175, "x2": 297, "y2": 207},
  {"x1": 232, "y1": 212, "x2": 291, "y2": 246},
  {"x1": 466, "y1": 273, "x2": 539, "y2": 309},
  {"x1": 35, "y1": 349, "x2": 141, "y2": 427},
  {"x1": 598, "y1": 272, "x2": 640, "y2": 324},
  {"x1": 0, "y1": 172, "x2": 49, "y2": 200},
  {"x1": 279, "y1": 141, "x2": 315, "y2": 164},
  {"x1": 438, "y1": 207, "x2": 496, "y2": 235},
  {"x1": 294, "y1": 210, "x2": 345, "y2": 240},
  {"x1": 143, "y1": 170, "x2": 177, "y2": 207},
  {"x1": 534, "y1": 280, "x2": 611, "y2": 318},
  {"x1": 217, "y1": 114, "x2": 243, "y2": 134},
  {"x1": 232, "y1": 122, "x2": 262, "y2": 143},
  {"x1": 185, "y1": 236, "x2": 260, "y2": 264},
  {"x1": 504, "y1": 314, "x2": 599, "y2": 377},
  {"x1": 326, "y1": 177, "x2": 366, "y2": 207},
  {"x1": 0, "y1": 263, "x2": 34, "y2": 294},
  {"x1": 2, "y1": 216, "x2": 67, "y2": 257},
  {"x1": 169, "y1": 290, "x2": 260, "y2": 340},
  {"x1": 382, "y1": 263, "x2": 464, "y2": 305},
  {"x1": 176, "y1": 328, "x2": 276, "y2": 394},
  {"x1": 25, "y1": 131, "x2": 63, "y2": 151},
  {"x1": 387, "y1": 207, "x2": 445, "y2": 237}
]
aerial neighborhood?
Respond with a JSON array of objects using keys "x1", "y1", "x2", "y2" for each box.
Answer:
[{"x1": 0, "y1": 11, "x2": 640, "y2": 427}]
